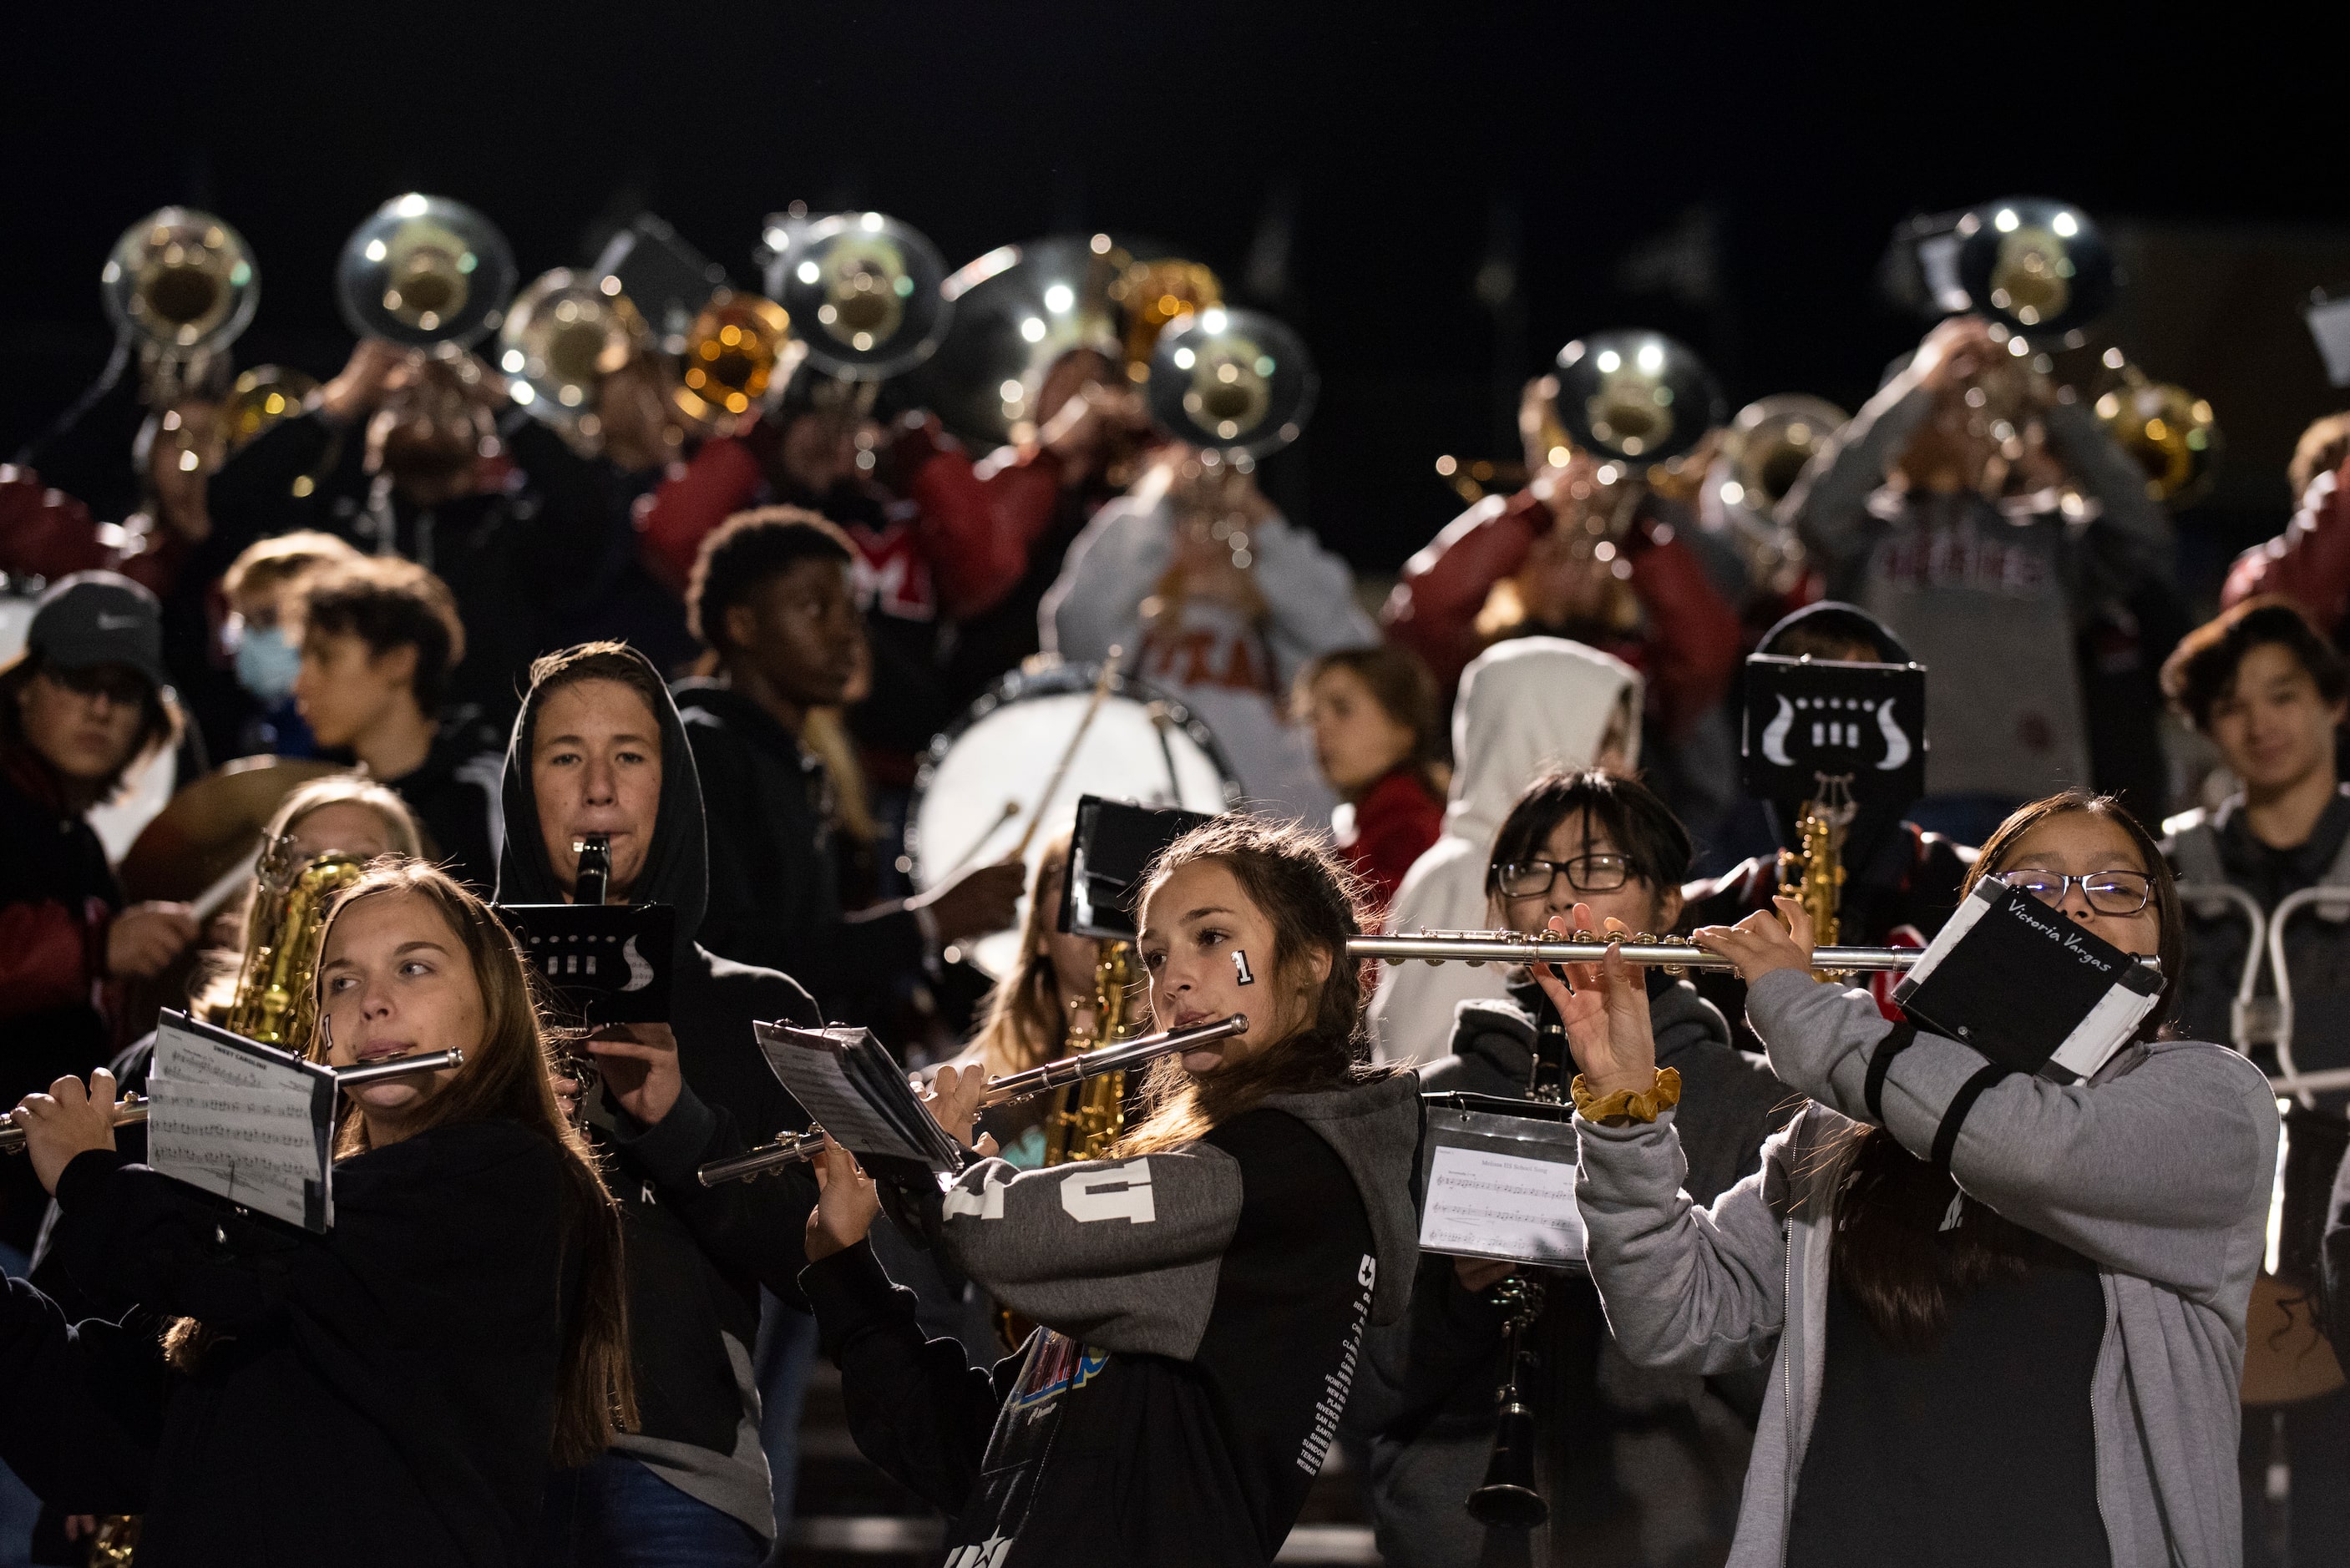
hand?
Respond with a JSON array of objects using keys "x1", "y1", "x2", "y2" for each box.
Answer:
[
  {"x1": 1690, "y1": 895, "x2": 1816, "y2": 985},
  {"x1": 805, "y1": 1137, "x2": 881, "y2": 1263},
  {"x1": 317, "y1": 339, "x2": 412, "y2": 423},
  {"x1": 1041, "y1": 382, "x2": 1146, "y2": 472},
  {"x1": 584, "y1": 1023, "x2": 681, "y2": 1126},
  {"x1": 108, "y1": 903, "x2": 200, "y2": 980},
  {"x1": 1912, "y1": 316, "x2": 2002, "y2": 394},
  {"x1": 921, "y1": 1064, "x2": 988, "y2": 1151},
  {"x1": 1525, "y1": 905, "x2": 1659, "y2": 1100},
  {"x1": 1455, "y1": 1257, "x2": 1516, "y2": 1294},
  {"x1": 12, "y1": 1070, "x2": 121, "y2": 1195},
  {"x1": 914, "y1": 860, "x2": 1026, "y2": 943},
  {"x1": 550, "y1": 1070, "x2": 584, "y2": 1127}
]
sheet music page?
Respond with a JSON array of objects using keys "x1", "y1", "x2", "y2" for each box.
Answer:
[
  {"x1": 1419, "y1": 1144, "x2": 1585, "y2": 1265},
  {"x1": 147, "y1": 1015, "x2": 335, "y2": 1232},
  {"x1": 754, "y1": 1024, "x2": 934, "y2": 1164}
]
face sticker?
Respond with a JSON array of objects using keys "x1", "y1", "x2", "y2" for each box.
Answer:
[{"x1": 1231, "y1": 948, "x2": 1255, "y2": 986}]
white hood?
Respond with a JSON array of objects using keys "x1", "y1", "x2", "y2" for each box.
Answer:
[{"x1": 1369, "y1": 636, "x2": 1643, "y2": 1062}]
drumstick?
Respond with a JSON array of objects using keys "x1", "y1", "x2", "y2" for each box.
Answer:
[
  {"x1": 1007, "y1": 649, "x2": 1123, "y2": 863},
  {"x1": 934, "y1": 799, "x2": 1022, "y2": 882},
  {"x1": 192, "y1": 846, "x2": 264, "y2": 923}
]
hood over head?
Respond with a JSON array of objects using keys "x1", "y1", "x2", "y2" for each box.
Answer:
[
  {"x1": 1448, "y1": 636, "x2": 1643, "y2": 842},
  {"x1": 1264, "y1": 1073, "x2": 1425, "y2": 1326},
  {"x1": 495, "y1": 643, "x2": 710, "y2": 959}
]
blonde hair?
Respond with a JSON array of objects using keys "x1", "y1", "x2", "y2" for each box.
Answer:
[
  {"x1": 220, "y1": 530, "x2": 362, "y2": 604},
  {"x1": 965, "y1": 837, "x2": 1078, "y2": 1080}
]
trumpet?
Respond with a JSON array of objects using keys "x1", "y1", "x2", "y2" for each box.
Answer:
[
  {"x1": 1349, "y1": 930, "x2": 1923, "y2": 973},
  {"x1": 0, "y1": 1050, "x2": 466, "y2": 1155},
  {"x1": 672, "y1": 288, "x2": 793, "y2": 427},
  {"x1": 696, "y1": 1013, "x2": 1249, "y2": 1186}
]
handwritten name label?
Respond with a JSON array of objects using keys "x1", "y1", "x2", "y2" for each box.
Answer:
[{"x1": 2002, "y1": 894, "x2": 2121, "y2": 973}]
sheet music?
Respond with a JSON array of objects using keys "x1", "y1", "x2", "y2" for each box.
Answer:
[
  {"x1": 1419, "y1": 1144, "x2": 1584, "y2": 1266},
  {"x1": 754, "y1": 1024, "x2": 940, "y2": 1166},
  {"x1": 147, "y1": 1014, "x2": 335, "y2": 1232}
]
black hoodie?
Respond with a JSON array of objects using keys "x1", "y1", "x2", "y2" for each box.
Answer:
[{"x1": 495, "y1": 645, "x2": 821, "y2": 1540}]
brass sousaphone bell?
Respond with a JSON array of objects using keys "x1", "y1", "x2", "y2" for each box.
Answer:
[{"x1": 336, "y1": 192, "x2": 519, "y2": 349}]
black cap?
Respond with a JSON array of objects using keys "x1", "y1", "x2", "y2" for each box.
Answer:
[{"x1": 27, "y1": 572, "x2": 169, "y2": 691}]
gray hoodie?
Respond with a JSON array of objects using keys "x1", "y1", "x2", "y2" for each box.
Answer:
[{"x1": 1576, "y1": 969, "x2": 2276, "y2": 1568}]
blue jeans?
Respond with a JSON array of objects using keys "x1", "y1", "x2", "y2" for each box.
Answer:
[{"x1": 538, "y1": 1455, "x2": 766, "y2": 1568}]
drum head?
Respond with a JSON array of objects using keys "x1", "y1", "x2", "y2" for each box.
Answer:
[{"x1": 908, "y1": 664, "x2": 1240, "y2": 977}]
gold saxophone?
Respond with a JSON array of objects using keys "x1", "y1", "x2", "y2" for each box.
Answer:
[
  {"x1": 1043, "y1": 940, "x2": 1141, "y2": 1164},
  {"x1": 1777, "y1": 776, "x2": 1854, "y2": 977},
  {"x1": 225, "y1": 839, "x2": 369, "y2": 1048}
]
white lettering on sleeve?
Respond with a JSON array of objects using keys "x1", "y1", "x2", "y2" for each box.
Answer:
[{"x1": 1059, "y1": 1160, "x2": 1157, "y2": 1224}]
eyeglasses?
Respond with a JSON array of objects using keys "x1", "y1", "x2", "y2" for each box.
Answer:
[
  {"x1": 1497, "y1": 854, "x2": 1631, "y2": 898},
  {"x1": 1988, "y1": 868, "x2": 2154, "y2": 916}
]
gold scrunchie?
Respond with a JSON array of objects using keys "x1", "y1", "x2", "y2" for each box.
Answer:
[{"x1": 1570, "y1": 1067, "x2": 1683, "y2": 1125}]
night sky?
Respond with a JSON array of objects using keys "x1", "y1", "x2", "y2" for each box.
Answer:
[{"x1": 5, "y1": 3, "x2": 2342, "y2": 592}]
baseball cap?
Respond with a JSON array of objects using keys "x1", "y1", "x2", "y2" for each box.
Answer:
[{"x1": 28, "y1": 572, "x2": 170, "y2": 691}]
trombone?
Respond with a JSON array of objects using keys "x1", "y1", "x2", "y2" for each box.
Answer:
[
  {"x1": 1350, "y1": 930, "x2": 1922, "y2": 973},
  {"x1": 0, "y1": 1050, "x2": 466, "y2": 1156},
  {"x1": 696, "y1": 1014, "x2": 1248, "y2": 1186}
]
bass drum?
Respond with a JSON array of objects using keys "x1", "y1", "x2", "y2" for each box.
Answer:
[{"x1": 908, "y1": 662, "x2": 1242, "y2": 978}]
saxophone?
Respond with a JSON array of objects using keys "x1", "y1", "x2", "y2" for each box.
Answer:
[
  {"x1": 225, "y1": 837, "x2": 370, "y2": 1047},
  {"x1": 1777, "y1": 774, "x2": 1854, "y2": 974},
  {"x1": 1043, "y1": 939, "x2": 1141, "y2": 1164}
]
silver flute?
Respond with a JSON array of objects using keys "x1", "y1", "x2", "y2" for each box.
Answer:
[
  {"x1": 696, "y1": 1013, "x2": 1250, "y2": 1186},
  {"x1": 0, "y1": 1050, "x2": 468, "y2": 1155},
  {"x1": 1349, "y1": 930, "x2": 1923, "y2": 971}
]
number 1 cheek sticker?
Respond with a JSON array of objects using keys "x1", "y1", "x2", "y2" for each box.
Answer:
[{"x1": 1231, "y1": 949, "x2": 1256, "y2": 986}]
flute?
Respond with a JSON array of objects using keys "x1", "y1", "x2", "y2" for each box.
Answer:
[
  {"x1": 1349, "y1": 929, "x2": 1924, "y2": 971},
  {"x1": 0, "y1": 1050, "x2": 468, "y2": 1155},
  {"x1": 696, "y1": 1014, "x2": 1249, "y2": 1186}
]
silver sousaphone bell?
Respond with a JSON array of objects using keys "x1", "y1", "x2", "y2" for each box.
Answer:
[
  {"x1": 102, "y1": 206, "x2": 259, "y2": 359},
  {"x1": 497, "y1": 267, "x2": 648, "y2": 431},
  {"x1": 1145, "y1": 306, "x2": 1317, "y2": 460},
  {"x1": 766, "y1": 210, "x2": 953, "y2": 382},
  {"x1": 1952, "y1": 195, "x2": 2115, "y2": 346},
  {"x1": 336, "y1": 192, "x2": 519, "y2": 349},
  {"x1": 1549, "y1": 328, "x2": 1725, "y2": 466}
]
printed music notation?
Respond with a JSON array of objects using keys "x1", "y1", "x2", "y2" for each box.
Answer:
[
  {"x1": 1418, "y1": 1145, "x2": 1585, "y2": 1266},
  {"x1": 147, "y1": 1014, "x2": 335, "y2": 1232}
]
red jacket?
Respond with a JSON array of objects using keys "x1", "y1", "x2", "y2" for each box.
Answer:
[
  {"x1": 2224, "y1": 458, "x2": 2350, "y2": 630},
  {"x1": 0, "y1": 466, "x2": 186, "y2": 599},
  {"x1": 892, "y1": 417, "x2": 1071, "y2": 624},
  {"x1": 1380, "y1": 486, "x2": 1743, "y2": 736},
  {"x1": 1339, "y1": 766, "x2": 1446, "y2": 913}
]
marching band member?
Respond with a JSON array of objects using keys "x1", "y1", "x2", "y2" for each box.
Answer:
[
  {"x1": 1294, "y1": 644, "x2": 1448, "y2": 912},
  {"x1": 1356, "y1": 768, "x2": 1789, "y2": 1568},
  {"x1": 801, "y1": 817, "x2": 1422, "y2": 1567},
  {"x1": 291, "y1": 557, "x2": 506, "y2": 891},
  {"x1": 674, "y1": 508, "x2": 1022, "y2": 1027},
  {"x1": 950, "y1": 834, "x2": 1098, "y2": 1167},
  {"x1": 1781, "y1": 316, "x2": 2175, "y2": 844},
  {"x1": 1041, "y1": 449, "x2": 1379, "y2": 827},
  {"x1": 1368, "y1": 635, "x2": 1641, "y2": 1065},
  {"x1": 0, "y1": 859, "x2": 633, "y2": 1568},
  {"x1": 0, "y1": 575, "x2": 195, "y2": 1261},
  {"x1": 1568, "y1": 791, "x2": 2274, "y2": 1566},
  {"x1": 496, "y1": 641, "x2": 826, "y2": 1565}
]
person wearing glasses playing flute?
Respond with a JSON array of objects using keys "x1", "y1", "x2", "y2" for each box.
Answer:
[
  {"x1": 800, "y1": 817, "x2": 1423, "y2": 1568},
  {"x1": 1557, "y1": 788, "x2": 2275, "y2": 1568},
  {"x1": 0, "y1": 860, "x2": 632, "y2": 1568},
  {"x1": 1354, "y1": 767, "x2": 1791, "y2": 1567}
]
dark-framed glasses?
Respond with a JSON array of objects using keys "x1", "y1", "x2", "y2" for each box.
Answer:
[
  {"x1": 1497, "y1": 853, "x2": 1631, "y2": 899},
  {"x1": 1988, "y1": 868, "x2": 2153, "y2": 916}
]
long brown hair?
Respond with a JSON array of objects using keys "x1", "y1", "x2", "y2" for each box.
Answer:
[
  {"x1": 1116, "y1": 817, "x2": 1389, "y2": 1155},
  {"x1": 312, "y1": 862, "x2": 636, "y2": 1461},
  {"x1": 967, "y1": 836, "x2": 1079, "y2": 1080},
  {"x1": 1831, "y1": 790, "x2": 2177, "y2": 1351}
]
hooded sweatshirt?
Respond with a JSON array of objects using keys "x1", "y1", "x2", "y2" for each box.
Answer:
[
  {"x1": 1369, "y1": 638, "x2": 1643, "y2": 1064},
  {"x1": 1576, "y1": 969, "x2": 2277, "y2": 1568},
  {"x1": 1354, "y1": 977, "x2": 1790, "y2": 1568},
  {"x1": 494, "y1": 646, "x2": 822, "y2": 1540},
  {"x1": 802, "y1": 1070, "x2": 1425, "y2": 1567}
]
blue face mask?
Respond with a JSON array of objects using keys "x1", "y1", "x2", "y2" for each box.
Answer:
[{"x1": 235, "y1": 625, "x2": 301, "y2": 702}]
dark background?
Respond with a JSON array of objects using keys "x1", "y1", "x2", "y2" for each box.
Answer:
[{"x1": 5, "y1": 3, "x2": 2344, "y2": 599}]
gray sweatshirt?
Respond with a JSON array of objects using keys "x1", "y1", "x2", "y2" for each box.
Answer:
[
  {"x1": 1782, "y1": 371, "x2": 2175, "y2": 801},
  {"x1": 1576, "y1": 969, "x2": 2276, "y2": 1568}
]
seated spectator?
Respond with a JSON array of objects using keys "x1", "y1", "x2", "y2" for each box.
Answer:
[
  {"x1": 1295, "y1": 644, "x2": 1446, "y2": 910},
  {"x1": 0, "y1": 574, "x2": 195, "y2": 1260},
  {"x1": 291, "y1": 558, "x2": 504, "y2": 890}
]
